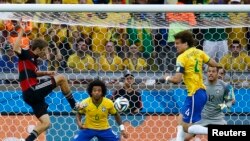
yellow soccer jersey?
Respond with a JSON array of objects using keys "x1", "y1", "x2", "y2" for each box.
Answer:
[
  {"x1": 176, "y1": 48, "x2": 210, "y2": 96},
  {"x1": 83, "y1": 26, "x2": 108, "y2": 54},
  {"x1": 219, "y1": 52, "x2": 250, "y2": 71},
  {"x1": 67, "y1": 54, "x2": 95, "y2": 71},
  {"x1": 78, "y1": 97, "x2": 117, "y2": 130},
  {"x1": 123, "y1": 58, "x2": 147, "y2": 71},
  {"x1": 98, "y1": 54, "x2": 124, "y2": 71}
]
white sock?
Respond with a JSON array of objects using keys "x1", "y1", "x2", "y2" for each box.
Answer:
[
  {"x1": 176, "y1": 125, "x2": 185, "y2": 141},
  {"x1": 188, "y1": 125, "x2": 208, "y2": 135}
]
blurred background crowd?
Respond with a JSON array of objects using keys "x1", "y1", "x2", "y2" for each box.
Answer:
[{"x1": 0, "y1": 0, "x2": 250, "y2": 85}]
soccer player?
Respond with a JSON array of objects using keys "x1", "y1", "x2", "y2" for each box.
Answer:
[
  {"x1": 73, "y1": 79, "x2": 128, "y2": 141},
  {"x1": 183, "y1": 66, "x2": 235, "y2": 141},
  {"x1": 164, "y1": 30, "x2": 219, "y2": 141},
  {"x1": 13, "y1": 22, "x2": 79, "y2": 141}
]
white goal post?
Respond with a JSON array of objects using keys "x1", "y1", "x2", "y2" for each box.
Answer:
[{"x1": 0, "y1": 4, "x2": 250, "y2": 12}]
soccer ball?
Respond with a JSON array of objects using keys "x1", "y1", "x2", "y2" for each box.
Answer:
[{"x1": 114, "y1": 97, "x2": 129, "y2": 112}]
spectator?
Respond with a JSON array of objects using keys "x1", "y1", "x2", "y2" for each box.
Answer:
[
  {"x1": 107, "y1": 27, "x2": 127, "y2": 58},
  {"x1": 0, "y1": 19, "x2": 4, "y2": 31},
  {"x1": 218, "y1": 67, "x2": 227, "y2": 80},
  {"x1": 227, "y1": 0, "x2": 248, "y2": 48},
  {"x1": 11, "y1": 0, "x2": 28, "y2": 3},
  {"x1": 67, "y1": 39, "x2": 95, "y2": 72},
  {"x1": 45, "y1": 24, "x2": 74, "y2": 71},
  {"x1": 123, "y1": 44, "x2": 147, "y2": 71},
  {"x1": 201, "y1": 2, "x2": 229, "y2": 62},
  {"x1": 219, "y1": 40, "x2": 250, "y2": 71},
  {"x1": 127, "y1": 13, "x2": 154, "y2": 59},
  {"x1": 51, "y1": 0, "x2": 62, "y2": 3},
  {"x1": 0, "y1": 44, "x2": 18, "y2": 73},
  {"x1": 0, "y1": 0, "x2": 8, "y2": 3},
  {"x1": 97, "y1": 41, "x2": 124, "y2": 71},
  {"x1": 0, "y1": 44, "x2": 19, "y2": 84},
  {"x1": 47, "y1": 41, "x2": 62, "y2": 71},
  {"x1": 165, "y1": 1, "x2": 196, "y2": 72},
  {"x1": 62, "y1": 0, "x2": 79, "y2": 3},
  {"x1": 113, "y1": 0, "x2": 122, "y2": 4},
  {"x1": 83, "y1": 26, "x2": 108, "y2": 56},
  {"x1": 36, "y1": 0, "x2": 51, "y2": 3},
  {"x1": 82, "y1": 0, "x2": 112, "y2": 56},
  {"x1": 0, "y1": 22, "x2": 5, "y2": 56},
  {"x1": 127, "y1": 0, "x2": 154, "y2": 59},
  {"x1": 68, "y1": 26, "x2": 86, "y2": 46},
  {"x1": 62, "y1": 0, "x2": 92, "y2": 4},
  {"x1": 111, "y1": 71, "x2": 142, "y2": 114}
]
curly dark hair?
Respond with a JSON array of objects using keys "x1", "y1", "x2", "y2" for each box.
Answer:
[
  {"x1": 87, "y1": 79, "x2": 107, "y2": 97},
  {"x1": 174, "y1": 30, "x2": 195, "y2": 47}
]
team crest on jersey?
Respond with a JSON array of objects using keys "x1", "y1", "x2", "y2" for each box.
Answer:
[
  {"x1": 102, "y1": 106, "x2": 106, "y2": 112},
  {"x1": 216, "y1": 89, "x2": 220, "y2": 94}
]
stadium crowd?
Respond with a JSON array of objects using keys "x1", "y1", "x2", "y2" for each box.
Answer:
[{"x1": 0, "y1": 0, "x2": 250, "y2": 85}]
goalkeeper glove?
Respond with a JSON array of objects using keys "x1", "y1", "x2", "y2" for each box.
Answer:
[
  {"x1": 218, "y1": 103, "x2": 228, "y2": 110},
  {"x1": 218, "y1": 102, "x2": 231, "y2": 112}
]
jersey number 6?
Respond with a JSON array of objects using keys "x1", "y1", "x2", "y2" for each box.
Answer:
[{"x1": 95, "y1": 114, "x2": 99, "y2": 120}]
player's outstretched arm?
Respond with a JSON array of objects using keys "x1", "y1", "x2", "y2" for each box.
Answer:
[
  {"x1": 219, "y1": 85, "x2": 235, "y2": 111},
  {"x1": 114, "y1": 112, "x2": 128, "y2": 139},
  {"x1": 207, "y1": 58, "x2": 220, "y2": 67},
  {"x1": 165, "y1": 73, "x2": 183, "y2": 84},
  {"x1": 13, "y1": 21, "x2": 24, "y2": 55}
]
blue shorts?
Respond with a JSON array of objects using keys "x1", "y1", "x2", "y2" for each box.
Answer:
[
  {"x1": 181, "y1": 89, "x2": 207, "y2": 123},
  {"x1": 73, "y1": 128, "x2": 119, "y2": 141}
]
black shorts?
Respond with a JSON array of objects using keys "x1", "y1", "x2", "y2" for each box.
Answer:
[{"x1": 23, "y1": 77, "x2": 57, "y2": 118}]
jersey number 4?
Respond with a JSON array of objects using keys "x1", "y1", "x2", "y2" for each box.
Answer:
[
  {"x1": 194, "y1": 59, "x2": 200, "y2": 73},
  {"x1": 185, "y1": 109, "x2": 190, "y2": 116}
]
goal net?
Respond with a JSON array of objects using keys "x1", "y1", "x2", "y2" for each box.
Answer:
[{"x1": 0, "y1": 4, "x2": 250, "y2": 141}]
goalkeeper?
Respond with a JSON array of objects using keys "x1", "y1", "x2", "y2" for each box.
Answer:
[{"x1": 184, "y1": 66, "x2": 235, "y2": 140}]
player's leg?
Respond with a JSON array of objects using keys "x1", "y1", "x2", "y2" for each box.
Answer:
[
  {"x1": 25, "y1": 100, "x2": 50, "y2": 141},
  {"x1": 176, "y1": 114, "x2": 185, "y2": 141},
  {"x1": 181, "y1": 89, "x2": 208, "y2": 135},
  {"x1": 53, "y1": 74, "x2": 77, "y2": 109},
  {"x1": 97, "y1": 128, "x2": 120, "y2": 141},
  {"x1": 73, "y1": 129, "x2": 95, "y2": 141},
  {"x1": 33, "y1": 76, "x2": 76, "y2": 109},
  {"x1": 26, "y1": 114, "x2": 50, "y2": 140},
  {"x1": 176, "y1": 114, "x2": 195, "y2": 141}
]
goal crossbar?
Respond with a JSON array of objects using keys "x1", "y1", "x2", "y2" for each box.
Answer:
[{"x1": 0, "y1": 4, "x2": 250, "y2": 12}]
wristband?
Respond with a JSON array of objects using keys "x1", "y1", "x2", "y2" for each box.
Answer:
[{"x1": 119, "y1": 124, "x2": 125, "y2": 131}]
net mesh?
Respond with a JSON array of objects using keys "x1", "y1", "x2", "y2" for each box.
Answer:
[
  {"x1": 0, "y1": 10, "x2": 250, "y2": 141},
  {"x1": 1, "y1": 11, "x2": 250, "y2": 28}
]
